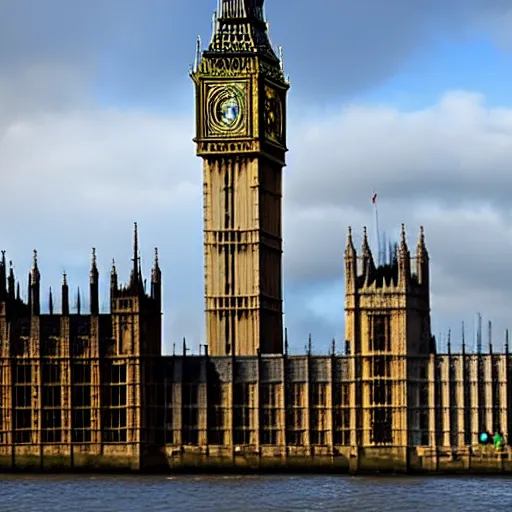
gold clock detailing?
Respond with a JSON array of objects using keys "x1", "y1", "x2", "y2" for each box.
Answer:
[
  {"x1": 264, "y1": 85, "x2": 283, "y2": 143},
  {"x1": 206, "y1": 83, "x2": 247, "y2": 137}
]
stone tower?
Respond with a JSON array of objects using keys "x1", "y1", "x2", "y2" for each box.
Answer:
[
  {"x1": 344, "y1": 225, "x2": 433, "y2": 447},
  {"x1": 191, "y1": 0, "x2": 289, "y2": 356}
]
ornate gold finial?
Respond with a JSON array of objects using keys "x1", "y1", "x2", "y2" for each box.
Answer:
[
  {"x1": 62, "y1": 272, "x2": 67, "y2": 286},
  {"x1": 33, "y1": 249, "x2": 38, "y2": 268},
  {"x1": 92, "y1": 248, "x2": 97, "y2": 266}
]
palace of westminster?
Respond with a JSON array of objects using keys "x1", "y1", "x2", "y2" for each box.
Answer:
[{"x1": 1, "y1": 0, "x2": 511, "y2": 472}]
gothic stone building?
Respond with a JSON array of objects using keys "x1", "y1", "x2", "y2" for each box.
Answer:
[{"x1": 1, "y1": 0, "x2": 512, "y2": 473}]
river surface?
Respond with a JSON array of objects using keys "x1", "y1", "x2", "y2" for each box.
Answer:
[{"x1": 0, "y1": 474, "x2": 511, "y2": 511}]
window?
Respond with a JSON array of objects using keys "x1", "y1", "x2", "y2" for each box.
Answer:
[
  {"x1": 371, "y1": 315, "x2": 390, "y2": 352},
  {"x1": 13, "y1": 363, "x2": 32, "y2": 444},
  {"x1": 233, "y1": 383, "x2": 254, "y2": 445},
  {"x1": 260, "y1": 384, "x2": 280, "y2": 445},
  {"x1": 42, "y1": 363, "x2": 62, "y2": 443},
  {"x1": 182, "y1": 384, "x2": 199, "y2": 445},
  {"x1": 101, "y1": 363, "x2": 128, "y2": 443},
  {"x1": 71, "y1": 363, "x2": 92, "y2": 443}
]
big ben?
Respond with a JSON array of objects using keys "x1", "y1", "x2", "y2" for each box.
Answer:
[{"x1": 191, "y1": 0, "x2": 289, "y2": 356}]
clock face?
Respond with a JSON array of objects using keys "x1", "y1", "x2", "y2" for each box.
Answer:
[
  {"x1": 217, "y1": 95, "x2": 240, "y2": 127},
  {"x1": 264, "y1": 86, "x2": 283, "y2": 143},
  {"x1": 206, "y1": 83, "x2": 247, "y2": 137}
]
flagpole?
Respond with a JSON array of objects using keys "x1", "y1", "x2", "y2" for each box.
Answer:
[{"x1": 372, "y1": 192, "x2": 381, "y2": 266}]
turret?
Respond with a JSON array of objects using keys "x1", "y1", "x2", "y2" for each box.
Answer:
[
  {"x1": 62, "y1": 273, "x2": 69, "y2": 316},
  {"x1": 151, "y1": 247, "x2": 162, "y2": 305},
  {"x1": 90, "y1": 248, "x2": 99, "y2": 314}
]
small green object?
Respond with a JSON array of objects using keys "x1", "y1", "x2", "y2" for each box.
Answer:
[{"x1": 493, "y1": 433, "x2": 503, "y2": 450}]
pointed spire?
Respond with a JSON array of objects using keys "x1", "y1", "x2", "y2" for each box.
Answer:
[
  {"x1": 417, "y1": 226, "x2": 426, "y2": 253},
  {"x1": 400, "y1": 224, "x2": 408, "y2": 252},
  {"x1": 362, "y1": 226, "x2": 370, "y2": 255},
  {"x1": 90, "y1": 248, "x2": 99, "y2": 314},
  {"x1": 151, "y1": 248, "x2": 161, "y2": 282},
  {"x1": 138, "y1": 252, "x2": 144, "y2": 290},
  {"x1": 360, "y1": 226, "x2": 375, "y2": 285},
  {"x1": 77, "y1": 287, "x2": 81, "y2": 315},
  {"x1": 193, "y1": 35, "x2": 202, "y2": 72},
  {"x1": 345, "y1": 227, "x2": 355, "y2": 254},
  {"x1": 62, "y1": 272, "x2": 69, "y2": 316},
  {"x1": 345, "y1": 227, "x2": 357, "y2": 292},
  {"x1": 29, "y1": 249, "x2": 40, "y2": 315},
  {"x1": 151, "y1": 247, "x2": 162, "y2": 304},
  {"x1": 130, "y1": 222, "x2": 139, "y2": 290},
  {"x1": 49, "y1": 287, "x2": 54, "y2": 315},
  {"x1": 16, "y1": 281, "x2": 20, "y2": 301},
  {"x1": 31, "y1": 249, "x2": 40, "y2": 282},
  {"x1": 397, "y1": 224, "x2": 410, "y2": 287},
  {"x1": 416, "y1": 226, "x2": 429, "y2": 287},
  {"x1": 8, "y1": 261, "x2": 15, "y2": 301},
  {"x1": 27, "y1": 272, "x2": 32, "y2": 311},
  {"x1": 111, "y1": 258, "x2": 118, "y2": 284},
  {"x1": 90, "y1": 248, "x2": 98, "y2": 278},
  {"x1": 0, "y1": 250, "x2": 6, "y2": 300}
]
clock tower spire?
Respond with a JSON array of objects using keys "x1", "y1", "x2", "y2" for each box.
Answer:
[{"x1": 191, "y1": 0, "x2": 289, "y2": 356}]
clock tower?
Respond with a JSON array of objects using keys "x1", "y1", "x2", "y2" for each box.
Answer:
[{"x1": 191, "y1": 0, "x2": 289, "y2": 356}]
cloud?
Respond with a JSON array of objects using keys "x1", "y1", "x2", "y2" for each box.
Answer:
[
  {"x1": 282, "y1": 90, "x2": 512, "y2": 349},
  {"x1": 268, "y1": 0, "x2": 512, "y2": 98},
  {"x1": 3, "y1": 90, "x2": 512, "y2": 353},
  {"x1": 1, "y1": 0, "x2": 511, "y2": 120}
]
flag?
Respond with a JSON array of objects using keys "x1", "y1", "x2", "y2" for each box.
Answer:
[{"x1": 372, "y1": 192, "x2": 377, "y2": 204}]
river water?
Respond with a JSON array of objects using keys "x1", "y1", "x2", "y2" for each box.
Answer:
[{"x1": 0, "y1": 474, "x2": 511, "y2": 511}]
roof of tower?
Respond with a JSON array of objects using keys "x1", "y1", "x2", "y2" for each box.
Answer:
[{"x1": 207, "y1": 0, "x2": 278, "y2": 61}]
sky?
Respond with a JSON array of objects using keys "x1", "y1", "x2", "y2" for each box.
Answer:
[{"x1": 1, "y1": 0, "x2": 512, "y2": 355}]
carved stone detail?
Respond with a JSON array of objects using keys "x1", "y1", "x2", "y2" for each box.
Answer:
[{"x1": 196, "y1": 140, "x2": 259, "y2": 155}]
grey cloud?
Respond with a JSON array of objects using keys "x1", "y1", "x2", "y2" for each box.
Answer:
[
  {"x1": 1, "y1": 0, "x2": 511, "y2": 121},
  {"x1": 268, "y1": 0, "x2": 511, "y2": 98}
]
